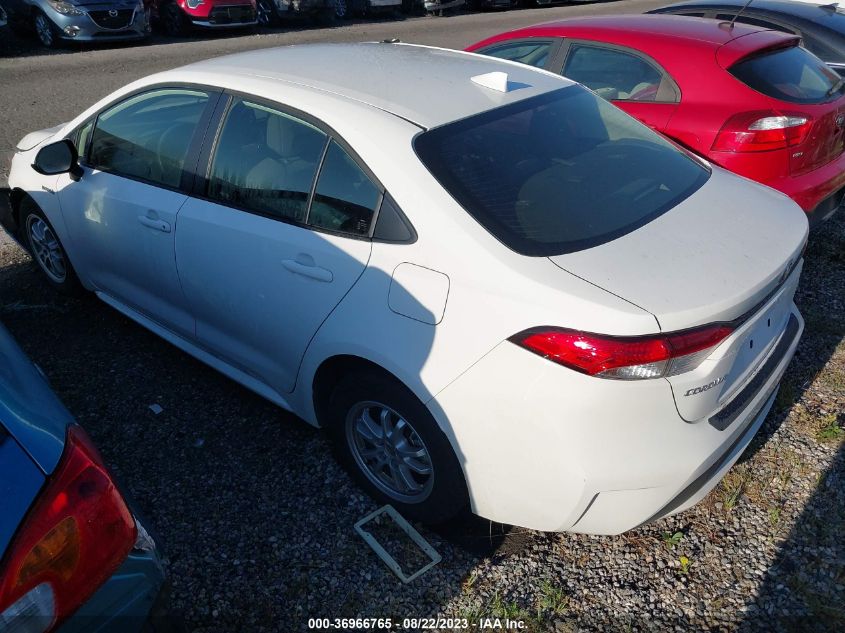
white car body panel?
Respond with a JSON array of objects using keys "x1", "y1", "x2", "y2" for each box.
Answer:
[
  {"x1": 175, "y1": 197, "x2": 372, "y2": 394},
  {"x1": 58, "y1": 169, "x2": 195, "y2": 338},
  {"x1": 5, "y1": 44, "x2": 809, "y2": 533},
  {"x1": 549, "y1": 168, "x2": 807, "y2": 332}
]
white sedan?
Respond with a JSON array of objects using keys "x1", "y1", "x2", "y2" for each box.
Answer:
[{"x1": 2, "y1": 43, "x2": 808, "y2": 534}]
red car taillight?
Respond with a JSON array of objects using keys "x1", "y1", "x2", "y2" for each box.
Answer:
[
  {"x1": 510, "y1": 324, "x2": 733, "y2": 380},
  {"x1": 0, "y1": 426, "x2": 136, "y2": 632},
  {"x1": 711, "y1": 111, "x2": 813, "y2": 152}
]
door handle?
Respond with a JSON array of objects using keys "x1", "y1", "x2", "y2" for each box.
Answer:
[
  {"x1": 282, "y1": 258, "x2": 334, "y2": 283},
  {"x1": 137, "y1": 215, "x2": 171, "y2": 233}
]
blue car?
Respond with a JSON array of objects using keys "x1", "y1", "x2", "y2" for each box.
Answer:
[{"x1": 0, "y1": 321, "x2": 168, "y2": 632}]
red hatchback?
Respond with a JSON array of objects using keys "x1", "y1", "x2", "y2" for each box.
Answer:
[{"x1": 468, "y1": 15, "x2": 845, "y2": 225}]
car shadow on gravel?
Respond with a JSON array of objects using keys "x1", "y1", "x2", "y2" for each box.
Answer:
[
  {"x1": 737, "y1": 213, "x2": 845, "y2": 631},
  {"x1": 0, "y1": 233, "x2": 502, "y2": 631}
]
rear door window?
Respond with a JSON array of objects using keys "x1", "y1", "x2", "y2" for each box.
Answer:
[
  {"x1": 729, "y1": 45, "x2": 844, "y2": 103},
  {"x1": 414, "y1": 87, "x2": 709, "y2": 256},
  {"x1": 308, "y1": 141, "x2": 381, "y2": 236},
  {"x1": 478, "y1": 40, "x2": 556, "y2": 69},
  {"x1": 207, "y1": 98, "x2": 327, "y2": 222},
  {"x1": 562, "y1": 44, "x2": 666, "y2": 102}
]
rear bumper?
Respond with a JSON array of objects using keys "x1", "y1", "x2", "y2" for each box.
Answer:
[
  {"x1": 769, "y1": 151, "x2": 845, "y2": 221},
  {"x1": 430, "y1": 304, "x2": 803, "y2": 534}
]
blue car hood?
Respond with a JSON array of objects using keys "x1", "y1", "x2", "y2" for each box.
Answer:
[{"x1": 0, "y1": 322, "x2": 69, "y2": 475}]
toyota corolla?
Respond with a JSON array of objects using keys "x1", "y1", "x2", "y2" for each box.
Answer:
[{"x1": 2, "y1": 44, "x2": 807, "y2": 534}]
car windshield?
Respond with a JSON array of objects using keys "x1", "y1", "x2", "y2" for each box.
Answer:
[
  {"x1": 414, "y1": 87, "x2": 709, "y2": 256},
  {"x1": 729, "y1": 44, "x2": 844, "y2": 104}
]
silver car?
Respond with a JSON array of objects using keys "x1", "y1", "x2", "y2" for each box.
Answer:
[{"x1": 5, "y1": 0, "x2": 150, "y2": 47}]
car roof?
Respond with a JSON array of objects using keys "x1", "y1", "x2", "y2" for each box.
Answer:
[
  {"x1": 521, "y1": 14, "x2": 771, "y2": 46},
  {"x1": 171, "y1": 43, "x2": 574, "y2": 130},
  {"x1": 654, "y1": 0, "x2": 845, "y2": 26}
]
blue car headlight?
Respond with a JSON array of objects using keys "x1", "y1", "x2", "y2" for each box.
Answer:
[{"x1": 46, "y1": 0, "x2": 86, "y2": 16}]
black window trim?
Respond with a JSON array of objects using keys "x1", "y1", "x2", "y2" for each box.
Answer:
[
  {"x1": 474, "y1": 37, "x2": 567, "y2": 73},
  {"x1": 556, "y1": 39, "x2": 682, "y2": 104},
  {"x1": 79, "y1": 83, "x2": 224, "y2": 196},
  {"x1": 191, "y1": 88, "x2": 415, "y2": 244}
]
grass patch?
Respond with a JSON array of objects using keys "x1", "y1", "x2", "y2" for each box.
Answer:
[
  {"x1": 661, "y1": 531, "x2": 683, "y2": 549},
  {"x1": 816, "y1": 414, "x2": 844, "y2": 442}
]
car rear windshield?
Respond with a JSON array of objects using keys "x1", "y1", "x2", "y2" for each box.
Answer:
[
  {"x1": 730, "y1": 45, "x2": 844, "y2": 104},
  {"x1": 414, "y1": 87, "x2": 709, "y2": 256}
]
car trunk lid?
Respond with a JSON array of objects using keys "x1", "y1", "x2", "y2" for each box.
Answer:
[
  {"x1": 788, "y1": 99, "x2": 845, "y2": 175},
  {"x1": 548, "y1": 167, "x2": 807, "y2": 420}
]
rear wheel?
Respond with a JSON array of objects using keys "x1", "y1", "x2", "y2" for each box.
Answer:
[
  {"x1": 21, "y1": 200, "x2": 82, "y2": 295},
  {"x1": 33, "y1": 11, "x2": 59, "y2": 48},
  {"x1": 326, "y1": 371, "x2": 468, "y2": 523},
  {"x1": 256, "y1": 0, "x2": 278, "y2": 26},
  {"x1": 161, "y1": 1, "x2": 189, "y2": 36},
  {"x1": 334, "y1": 0, "x2": 350, "y2": 19}
]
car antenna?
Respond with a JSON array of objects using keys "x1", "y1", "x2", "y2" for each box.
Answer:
[{"x1": 721, "y1": 0, "x2": 754, "y2": 29}]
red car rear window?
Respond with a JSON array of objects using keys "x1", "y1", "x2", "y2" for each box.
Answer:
[{"x1": 730, "y1": 45, "x2": 844, "y2": 104}]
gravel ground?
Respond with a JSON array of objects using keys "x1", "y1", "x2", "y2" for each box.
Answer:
[
  {"x1": 1, "y1": 5, "x2": 843, "y2": 630},
  {"x1": 1, "y1": 209, "x2": 842, "y2": 632}
]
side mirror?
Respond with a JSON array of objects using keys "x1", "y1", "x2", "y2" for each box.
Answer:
[{"x1": 32, "y1": 139, "x2": 83, "y2": 181}]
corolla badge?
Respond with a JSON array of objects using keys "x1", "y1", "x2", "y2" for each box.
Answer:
[{"x1": 684, "y1": 375, "x2": 726, "y2": 397}]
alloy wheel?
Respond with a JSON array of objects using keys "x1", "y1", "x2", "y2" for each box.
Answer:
[
  {"x1": 34, "y1": 14, "x2": 54, "y2": 47},
  {"x1": 256, "y1": 0, "x2": 274, "y2": 25},
  {"x1": 345, "y1": 401, "x2": 434, "y2": 503},
  {"x1": 27, "y1": 216, "x2": 67, "y2": 283},
  {"x1": 334, "y1": 0, "x2": 348, "y2": 18}
]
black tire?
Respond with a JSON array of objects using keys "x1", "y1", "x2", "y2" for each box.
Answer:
[
  {"x1": 316, "y1": 6, "x2": 336, "y2": 24},
  {"x1": 161, "y1": 1, "x2": 189, "y2": 36},
  {"x1": 32, "y1": 10, "x2": 60, "y2": 48},
  {"x1": 256, "y1": 0, "x2": 279, "y2": 26},
  {"x1": 326, "y1": 371, "x2": 468, "y2": 524},
  {"x1": 20, "y1": 199, "x2": 82, "y2": 295}
]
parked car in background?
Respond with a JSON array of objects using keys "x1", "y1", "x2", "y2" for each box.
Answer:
[
  {"x1": 3, "y1": 43, "x2": 808, "y2": 534},
  {"x1": 148, "y1": 0, "x2": 256, "y2": 35},
  {"x1": 649, "y1": 0, "x2": 845, "y2": 76},
  {"x1": 255, "y1": 0, "x2": 333, "y2": 25},
  {"x1": 4, "y1": 0, "x2": 150, "y2": 48},
  {"x1": 423, "y1": 0, "x2": 463, "y2": 15},
  {"x1": 0, "y1": 320, "x2": 168, "y2": 631},
  {"x1": 469, "y1": 15, "x2": 845, "y2": 225}
]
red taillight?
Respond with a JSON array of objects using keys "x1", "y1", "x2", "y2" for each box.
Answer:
[
  {"x1": 0, "y1": 426, "x2": 136, "y2": 632},
  {"x1": 510, "y1": 324, "x2": 733, "y2": 380},
  {"x1": 711, "y1": 111, "x2": 813, "y2": 153}
]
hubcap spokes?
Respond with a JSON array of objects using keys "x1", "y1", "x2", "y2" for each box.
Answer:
[
  {"x1": 28, "y1": 218, "x2": 66, "y2": 283},
  {"x1": 36, "y1": 17, "x2": 52, "y2": 46},
  {"x1": 257, "y1": 1, "x2": 270, "y2": 24},
  {"x1": 348, "y1": 402, "x2": 433, "y2": 502}
]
